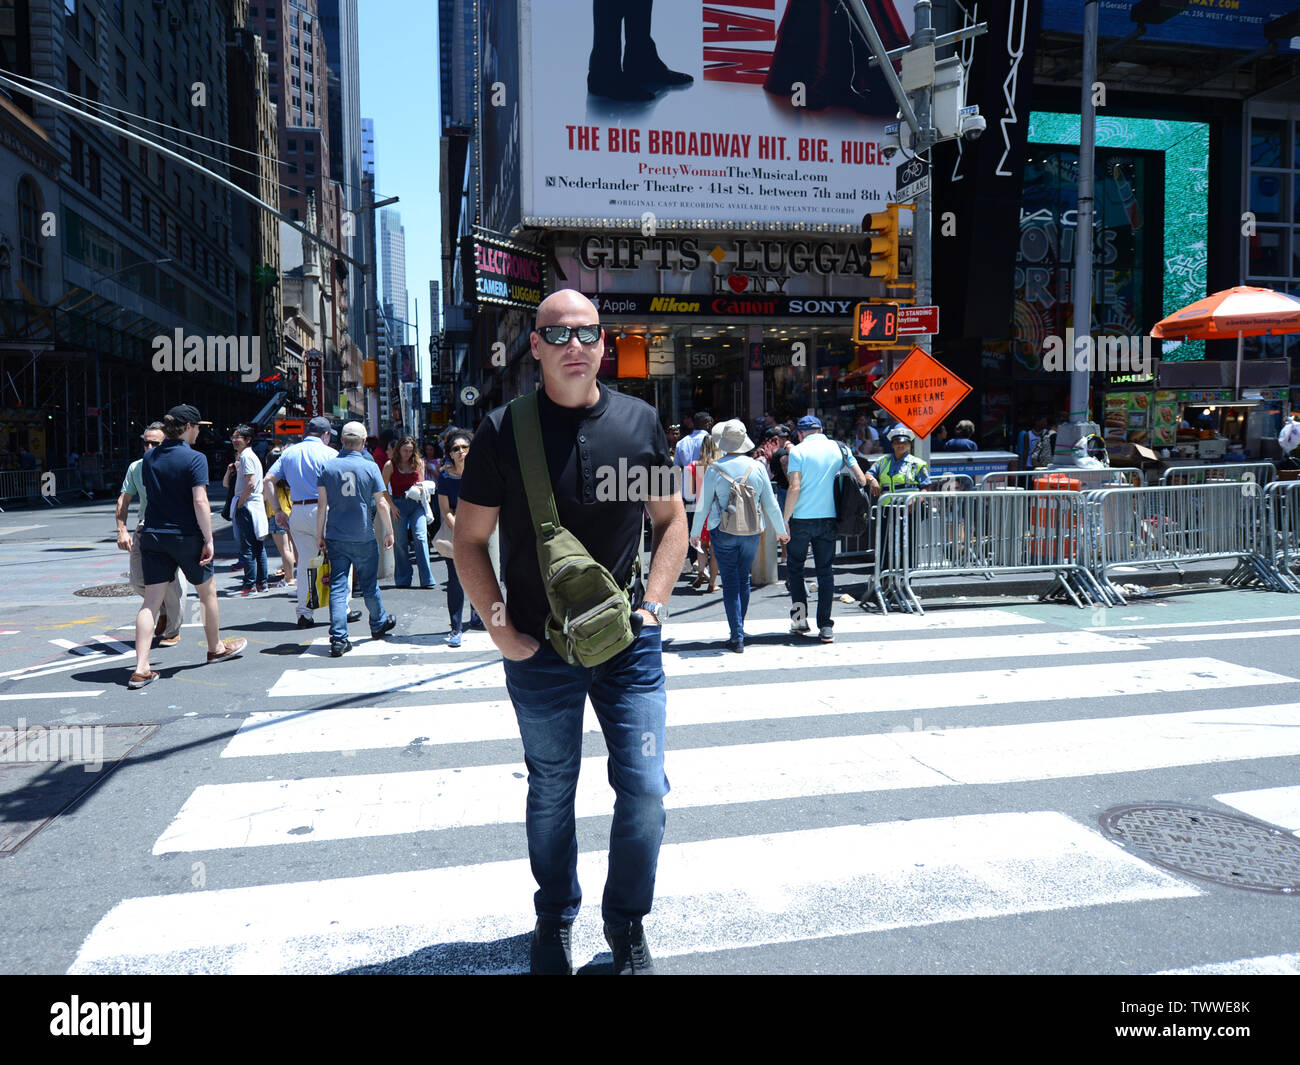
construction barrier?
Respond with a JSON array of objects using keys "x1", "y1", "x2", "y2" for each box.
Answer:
[
  {"x1": 978, "y1": 467, "x2": 1143, "y2": 490},
  {"x1": 837, "y1": 474, "x2": 974, "y2": 559},
  {"x1": 0, "y1": 469, "x2": 50, "y2": 512},
  {"x1": 1159, "y1": 462, "x2": 1275, "y2": 487},
  {"x1": 1261, "y1": 481, "x2": 1300, "y2": 593},
  {"x1": 860, "y1": 490, "x2": 1111, "y2": 614},
  {"x1": 1082, "y1": 482, "x2": 1285, "y2": 604}
]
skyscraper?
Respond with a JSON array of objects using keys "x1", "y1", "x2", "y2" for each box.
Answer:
[
  {"x1": 380, "y1": 207, "x2": 408, "y2": 346},
  {"x1": 318, "y1": 0, "x2": 363, "y2": 366}
]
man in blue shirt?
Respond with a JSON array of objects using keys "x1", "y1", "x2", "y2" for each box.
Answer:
[
  {"x1": 265, "y1": 416, "x2": 358, "y2": 629},
  {"x1": 316, "y1": 420, "x2": 397, "y2": 656},
  {"x1": 130, "y1": 405, "x2": 246, "y2": 689},
  {"x1": 117, "y1": 422, "x2": 186, "y2": 646},
  {"x1": 782, "y1": 414, "x2": 865, "y2": 643}
]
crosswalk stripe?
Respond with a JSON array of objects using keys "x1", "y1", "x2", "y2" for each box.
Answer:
[
  {"x1": 295, "y1": 608, "x2": 1043, "y2": 657},
  {"x1": 1213, "y1": 785, "x2": 1300, "y2": 835},
  {"x1": 156, "y1": 702, "x2": 1300, "y2": 853},
  {"x1": 1148, "y1": 626, "x2": 1300, "y2": 643},
  {"x1": 222, "y1": 657, "x2": 1291, "y2": 757},
  {"x1": 74, "y1": 812, "x2": 1198, "y2": 975},
  {"x1": 0, "y1": 691, "x2": 104, "y2": 701},
  {"x1": 268, "y1": 629, "x2": 1145, "y2": 698},
  {"x1": 1153, "y1": 953, "x2": 1300, "y2": 975},
  {"x1": 1085, "y1": 614, "x2": 1300, "y2": 631}
]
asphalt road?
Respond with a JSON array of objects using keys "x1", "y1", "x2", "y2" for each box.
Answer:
[{"x1": 2, "y1": 500, "x2": 1300, "y2": 978}]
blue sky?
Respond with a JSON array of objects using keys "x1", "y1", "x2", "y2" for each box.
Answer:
[{"x1": 357, "y1": 1, "x2": 442, "y2": 392}]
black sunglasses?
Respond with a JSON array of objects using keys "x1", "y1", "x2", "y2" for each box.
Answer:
[{"x1": 535, "y1": 324, "x2": 601, "y2": 345}]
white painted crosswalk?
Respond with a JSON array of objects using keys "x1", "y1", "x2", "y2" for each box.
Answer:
[{"x1": 65, "y1": 603, "x2": 1300, "y2": 974}]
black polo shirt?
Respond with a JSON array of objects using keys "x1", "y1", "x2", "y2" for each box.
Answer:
[
  {"x1": 140, "y1": 438, "x2": 209, "y2": 535},
  {"x1": 459, "y1": 383, "x2": 671, "y2": 643}
]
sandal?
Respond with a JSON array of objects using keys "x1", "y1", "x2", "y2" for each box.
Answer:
[
  {"x1": 128, "y1": 670, "x2": 159, "y2": 689},
  {"x1": 206, "y1": 637, "x2": 248, "y2": 663}
]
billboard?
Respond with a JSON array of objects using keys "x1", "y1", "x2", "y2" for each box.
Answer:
[
  {"x1": 520, "y1": 0, "x2": 914, "y2": 230},
  {"x1": 480, "y1": 0, "x2": 523, "y2": 233},
  {"x1": 1042, "y1": 1, "x2": 1300, "y2": 52}
]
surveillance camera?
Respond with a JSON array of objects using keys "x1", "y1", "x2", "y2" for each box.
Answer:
[
  {"x1": 960, "y1": 113, "x2": 986, "y2": 142},
  {"x1": 881, "y1": 144, "x2": 898, "y2": 160}
]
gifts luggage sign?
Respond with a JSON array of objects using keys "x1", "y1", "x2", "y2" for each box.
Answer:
[{"x1": 872, "y1": 346, "x2": 971, "y2": 439}]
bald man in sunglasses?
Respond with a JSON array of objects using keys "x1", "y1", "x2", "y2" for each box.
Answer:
[{"x1": 455, "y1": 290, "x2": 687, "y2": 975}]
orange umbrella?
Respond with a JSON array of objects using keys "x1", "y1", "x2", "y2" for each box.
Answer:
[{"x1": 1151, "y1": 285, "x2": 1300, "y2": 397}]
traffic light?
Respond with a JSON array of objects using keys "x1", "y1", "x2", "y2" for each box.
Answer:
[
  {"x1": 865, "y1": 205, "x2": 900, "y2": 281},
  {"x1": 852, "y1": 302, "x2": 899, "y2": 344}
]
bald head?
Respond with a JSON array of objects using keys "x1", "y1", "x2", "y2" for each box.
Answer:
[{"x1": 535, "y1": 289, "x2": 600, "y2": 328}]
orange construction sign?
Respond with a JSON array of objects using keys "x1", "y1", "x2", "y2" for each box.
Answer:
[{"x1": 871, "y1": 346, "x2": 972, "y2": 439}]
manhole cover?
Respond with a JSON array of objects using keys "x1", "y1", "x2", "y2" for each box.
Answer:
[
  {"x1": 1099, "y1": 803, "x2": 1300, "y2": 895},
  {"x1": 73, "y1": 583, "x2": 135, "y2": 598}
]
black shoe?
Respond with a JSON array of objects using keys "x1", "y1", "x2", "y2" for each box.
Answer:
[
  {"x1": 629, "y1": 62, "x2": 693, "y2": 88},
  {"x1": 372, "y1": 615, "x2": 397, "y2": 639},
  {"x1": 329, "y1": 639, "x2": 351, "y2": 658},
  {"x1": 724, "y1": 638, "x2": 744, "y2": 654},
  {"x1": 530, "y1": 918, "x2": 573, "y2": 975},
  {"x1": 604, "y1": 919, "x2": 655, "y2": 975},
  {"x1": 466, "y1": 616, "x2": 486, "y2": 631},
  {"x1": 346, "y1": 608, "x2": 362, "y2": 623},
  {"x1": 587, "y1": 73, "x2": 655, "y2": 102},
  {"x1": 296, "y1": 615, "x2": 315, "y2": 629}
]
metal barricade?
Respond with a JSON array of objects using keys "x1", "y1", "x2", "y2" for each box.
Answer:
[
  {"x1": 0, "y1": 469, "x2": 48, "y2": 512},
  {"x1": 1159, "y1": 462, "x2": 1276, "y2": 487},
  {"x1": 978, "y1": 467, "x2": 1144, "y2": 490},
  {"x1": 837, "y1": 475, "x2": 974, "y2": 559},
  {"x1": 860, "y1": 490, "x2": 1111, "y2": 614},
  {"x1": 1262, "y1": 481, "x2": 1300, "y2": 593},
  {"x1": 1083, "y1": 482, "x2": 1284, "y2": 604}
]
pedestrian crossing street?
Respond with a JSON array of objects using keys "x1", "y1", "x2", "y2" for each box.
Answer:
[{"x1": 66, "y1": 606, "x2": 1300, "y2": 975}]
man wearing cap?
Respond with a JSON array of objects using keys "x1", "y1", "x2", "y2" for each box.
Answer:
[
  {"x1": 129, "y1": 405, "x2": 246, "y2": 689},
  {"x1": 864, "y1": 426, "x2": 931, "y2": 498},
  {"x1": 117, "y1": 421, "x2": 187, "y2": 647},
  {"x1": 782, "y1": 414, "x2": 867, "y2": 643},
  {"x1": 315, "y1": 421, "x2": 397, "y2": 657},
  {"x1": 264, "y1": 416, "x2": 360, "y2": 629}
]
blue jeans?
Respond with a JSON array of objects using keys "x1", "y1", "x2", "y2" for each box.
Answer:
[
  {"x1": 392, "y1": 496, "x2": 435, "y2": 587},
  {"x1": 786, "y1": 516, "x2": 837, "y2": 630},
  {"x1": 502, "y1": 627, "x2": 669, "y2": 924},
  {"x1": 444, "y1": 559, "x2": 481, "y2": 633},
  {"x1": 234, "y1": 505, "x2": 268, "y2": 587},
  {"x1": 326, "y1": 538, "x2": 390, "y2": 642},
  {"x1": 710, "y1": 527, "x2": 760, "y2": 642}
]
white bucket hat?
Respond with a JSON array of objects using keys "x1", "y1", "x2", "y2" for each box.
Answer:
[{"x1": 712, "y1": 418, "x2": 755, "y2": 454}]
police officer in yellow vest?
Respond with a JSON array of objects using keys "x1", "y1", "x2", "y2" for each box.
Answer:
[{"x1": 864, "y1": 426, "x2": 931, "y2": 501}]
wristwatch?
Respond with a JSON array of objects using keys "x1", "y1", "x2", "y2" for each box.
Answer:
[{"x1": 639, "y1": 601, "x2": 669, "y2": 625}]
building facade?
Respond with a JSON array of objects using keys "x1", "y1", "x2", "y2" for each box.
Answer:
[{"x1": 1, "y1": 0, "x2": 271, "y2": 475}]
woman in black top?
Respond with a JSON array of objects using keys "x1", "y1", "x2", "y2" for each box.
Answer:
[{"x1": 436, "y1": 430, "x2": 483, "y2": 646}]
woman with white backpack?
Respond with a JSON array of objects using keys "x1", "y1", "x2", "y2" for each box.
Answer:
[{"x1": 689, "y1": 419, "x2": 789, "y2": 653}]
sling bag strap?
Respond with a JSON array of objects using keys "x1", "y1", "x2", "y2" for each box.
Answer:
[
  {"x1": 508, "y1": 390, "x2": 641, "y2": 587},
  {"x1": 510, "y1": 390, "x2": 562, "y2": 542}
]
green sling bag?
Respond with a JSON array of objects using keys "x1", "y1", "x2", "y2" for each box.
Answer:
[{"x1": 510, "y1": 390, "x2": 638, "y2": 667}]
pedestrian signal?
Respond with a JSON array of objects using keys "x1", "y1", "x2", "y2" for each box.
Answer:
[
  {"x1": 865, "y1": 205, "x2": 901, "y2": 281},
  {"x1": 853, "y1": 302, "x2": 899, "y2": 344}
]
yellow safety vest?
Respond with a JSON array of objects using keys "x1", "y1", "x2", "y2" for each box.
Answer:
[{"x1": 874, "y1": 454, "x2": 928, "y2": 494}]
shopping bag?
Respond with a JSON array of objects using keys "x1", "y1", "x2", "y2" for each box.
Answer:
[{"x1": 306, "y1": 554, "x2": 331, "y2": 610}]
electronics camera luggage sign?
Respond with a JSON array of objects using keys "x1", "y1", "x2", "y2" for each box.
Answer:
[{"x1": 872, "y1": 346, "x2": 972, "y2": 439}]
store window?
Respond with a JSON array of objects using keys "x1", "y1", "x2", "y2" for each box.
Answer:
[{"x1": 18, "y1": 176, "x2": 45, "y2": 300}]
